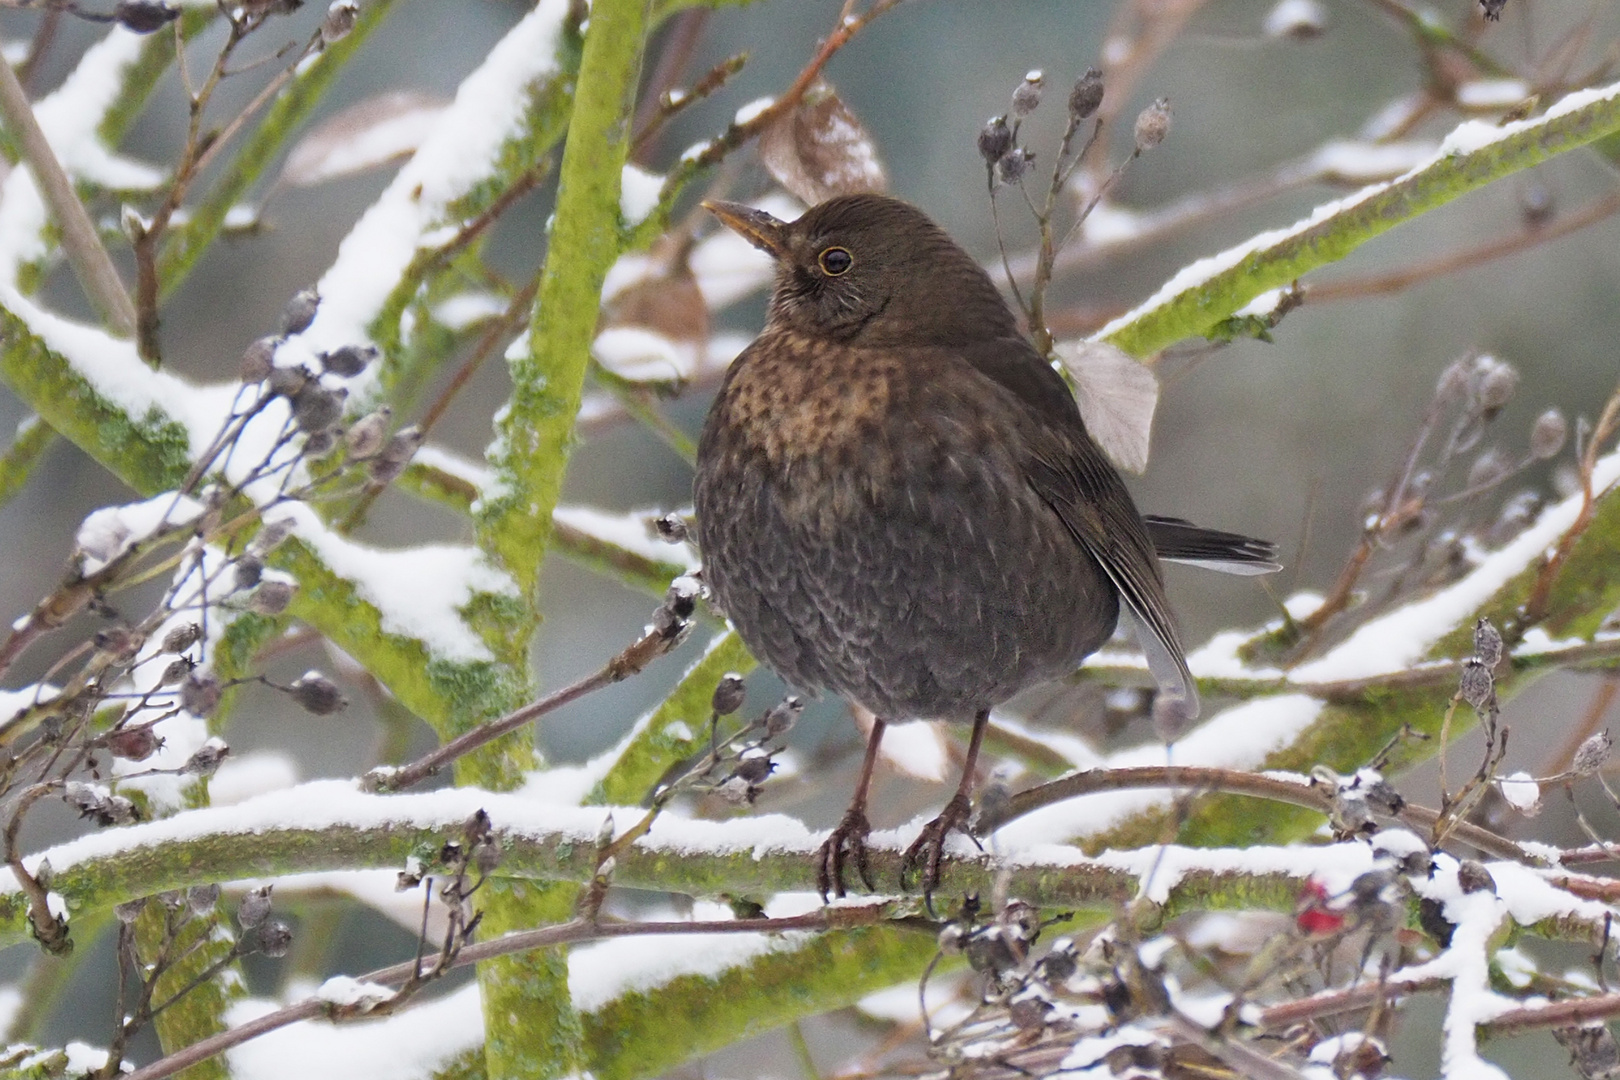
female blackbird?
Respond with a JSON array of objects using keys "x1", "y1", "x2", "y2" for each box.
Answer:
[{"x1": 693, "y1": 193, "x2": 1275, "y2": 898}]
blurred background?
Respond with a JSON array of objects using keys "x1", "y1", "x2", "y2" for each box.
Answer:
[{"x1": 0, "y1": 0, "x2": 1618, "y2": 1074}]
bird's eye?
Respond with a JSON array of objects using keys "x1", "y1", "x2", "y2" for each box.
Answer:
[{"x1": 817, "y1": 246, "x2": 853, "y2": 276}]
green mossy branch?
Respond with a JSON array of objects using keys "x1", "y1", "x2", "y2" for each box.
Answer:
[
  {"x1": 0, "y1": 416, "x2": 53, "y2": 510},
  {"x1": 479, "y1": 0, "x2": 652, "y2": 601},
  {"x1": 0, "y1": 307, "x2": 191, "y2": 491},
  {"x1": 1101, "y1": 83, "x2": 1620, "y2": 358},
  {"x1": 584, "y1": 926, "x2": 938, "y2": 1080},
  {"x1": 587, "y1": 629, "x2": 757, "y2": 807},
  {"x1": 2, "y1": 807, "x2": 1606, "y2": 955}
]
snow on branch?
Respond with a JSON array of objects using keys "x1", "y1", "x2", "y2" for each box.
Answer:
[{"x1": 1098, "y1": 78, "x2": 1620, "y2": 357}]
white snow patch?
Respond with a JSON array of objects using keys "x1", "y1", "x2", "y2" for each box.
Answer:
[
  {"x1": 226, "y1": 982, "x2": 483, "y2": 1080},
  {"x1": 294, "y1": 517, "x2": 518, "y2": 663},
  {"x1": 286, "y1": 0, "x2": 571, "y2": 391},
  {"x1": 1291, "y1": 445, "x2": 1620, "y2": 682},
  {"x1": 881, "y1": 720, "x2": 948, "y2": 782},
  {"x1": 592, "y1": 325, "x2": 695, "y2": 382},
  {"x1": 569, "y1": 894, "x2": 818, "y2": 1012},
  {"x1": 552, "y1": 504, "x2": 698, "y2": 569},
  {"x1": 733, "y1": 96, "x2": 776, "y2": 126},
  {"x1": 210, "y1": 752, "x2": 300, "y2": 807},
  {"x1": 432, "y1": 292, "x2": 507, "y2": 330},
  {"x1": 993, "y1": 695, "x2": 1322, "y2": 847},
  {"x1": 620, "y1": 163, "x2": 665, "y2": 226},
  {"x1": 1457, "y1": 79, "x2": 1532, "y2": 109},
  {"x1": 316, "y1": 975, "x2": 394, "y2": 1010}
]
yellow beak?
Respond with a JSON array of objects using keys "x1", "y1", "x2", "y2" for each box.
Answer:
[{"x1": 702, "y1": 200, "x2": 789, "y2": 259}]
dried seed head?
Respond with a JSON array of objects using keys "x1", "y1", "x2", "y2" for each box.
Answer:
[
  {"x1": 233, "y1": 554, "x2": 265, "y2": 591},
  {"x1": 237, "y1": 884, "x2": 274, "y2": 929},
  {"x1": 1479, "y1": 0, "x2": 1507, "y2": 20},
  {"x1": 290, "y1": 673, "x2": 348, "y2": 715},
  {"x1": 159, "y1": 657, "x2": 194, "y2": 687},
  {"x1": 762, "y1": 695, "x2": 803, "y2": 738},
  {"x1": 255, "y1": 917, "x2": 294, "y2": 958},
  {"x1": 1466, "y1": 448, "x2": 1511, "y2": 491},
  {"x1": 1520, "y1": 180, "x2": 1553, "y2": 226},
  {"x1": 716, "y1": 775, "x2": 754, "y2": 805},
  {"x1": 115, "y1": 899, "x2": 146, "y2": 924},
  {"x1": 94, "y1": 626, "x2": 144, "y2": 663},
  {"x1": 253, "y1": 516, "x2": 297, "y2": 555},
  {"x1": 653, "y1": 513, "x2": 689, "y2": 543},
  {"x1": 1552, "y1": 1025, "x2": 1620, "y2": 1079},
  {"x1": 1572, "y1": 731, "x2": 1613, "y2": 777},
  {"x1": 292, "y1": 384, "x2": 346, "y2": 434},
  {"x1": 184, "y1": 737, "x2": 229, "y2": 775},
  {"x1": 248, "y1": 580, "x2": 295, "y2": 615},
  {"x1": 996, "y1": 146, "x2": 1035, "y2": 185},
  {"x1": 711, "y1": 673, "x2": 747, "y2": 716},
  {"x1": 107, "y1": 725, "x2": 161, "y2": 761},
  {"x1": 114, "y1": 0, "x2": 180, "y2": 33},
  {"x1": 162, "y1": 622, "x2": 203, "y2": 654},
  {"x1": 1457, "y1": 658, "x2": 1494, "y2": 712},
  {"x1": 280, "y1": 288, "x2": 320, "y2": 335},
  {"x1": 302, "y1": 429, "x2": 336, "y2": 458},
  {"x1": 65, "y1": 781, "x2": 138, "y2": 826},
  {"x1": 732, "y1": 751, "x2": 775, "y2": 785},
  {"x1": 180, "y1": 672, "x2": 223, "y2": 718},
  {"x1": 1037, "y1": 939, "x2": 1079, "y2": 983},
  {"x1": 320, "y1": 343, "x2": 377, "y2": 378},
  {"x1": 187, "y1": 884, "x2": 221, "y2": 916},
  {"x1": 1455, "y1": 859, "x2": 1496, "y2": 895},
  {"x1": 344, "y1": 407, "x2": 392, "y2": 459},
  {"x1": 1068, "y1": 68, "x2": 1104, "y2": 122},
  {"x1": 1434, "y1": 355, "x2": 1474, "y2": 405},
  {"x1": 240, "y1": 337, "x2": 279, "y2": 383},
  {"x1": 267, "y1": 364, "x2": 311, "y2": 399},
  {"x1": 321, "y1": 0, "x2": 357, "y2": 43},
  {"x1": 1473, "y1": 617, "x2": 1503, "y2": 668},
  {"x1": 1133, "y1": 97, "x2": 1172, "y2": 152},
  {"x1": 977, "y1": 115, "x2": 1014, "y2": 168},
  {"x1": 369, "y1": 427, "x2": 421, "y2": 484},
  {"x1": 1008, "y1": 992, "x2": 1053, "y2": 1031},
  {"x1": 1529, "y1": 407, "x2": 1568, "y2": 461},
  {"x1": 1011, "y1": 70, "x2": 1044, "y2": 118},
  {"x1": 1470, "y1": 354, "x2": 1519, "y2": 414}
]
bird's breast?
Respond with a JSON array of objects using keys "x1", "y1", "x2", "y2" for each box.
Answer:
[{"x1": 704, "y1": 331, "x2": 915, "y2": 529}]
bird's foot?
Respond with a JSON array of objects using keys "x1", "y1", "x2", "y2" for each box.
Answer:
[
  {"x1": 816, "y1": 806, "x2": 875, "y2": 900},
  {"x1": 901, "y1": 793, "x2": 980, "y2": 910}
]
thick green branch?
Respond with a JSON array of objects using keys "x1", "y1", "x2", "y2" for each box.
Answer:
[
  {"x1": 480, "y1": 0, "x2": 652, "y2": 599},
  {"x1": 1101, "y1": 83, "x2": 1620, "y2": 357}
]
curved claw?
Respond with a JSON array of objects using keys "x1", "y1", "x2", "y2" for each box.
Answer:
[
  {"x1": 900, "y1": 794, "x2": 978, "y2": 912},
  {"x1": 816, "y1": 806, "x2": 875, "y2": 900}
]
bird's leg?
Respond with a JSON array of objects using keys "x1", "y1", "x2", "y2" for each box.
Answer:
[
  {"x1": 901, "y1": 709, "x2": 989, "y2": 906},
  {"x1": 816, "y1": 716, "x2": 887, "y2": 900}
]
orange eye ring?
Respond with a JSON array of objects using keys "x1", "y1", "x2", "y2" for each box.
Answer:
[{"x1": 818, "y1": 246, "x2": 853, "y2": 276}]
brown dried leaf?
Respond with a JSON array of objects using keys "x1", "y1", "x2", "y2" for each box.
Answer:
[
  {"x1": 603, "y1": 262, "x2": 708, "y2": 344},
  {"x1": 280, "y1": 91, "x2": 449, "y2": 188},
  {"x1": 1055, "y1": 340, "x2": 1160, "y2": 474},
  {"x1": 758, "y1": 80, "x2": 887, "y2": 205}
]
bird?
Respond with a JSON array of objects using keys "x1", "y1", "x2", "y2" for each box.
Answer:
[{"x1": 692, "y1": 193, "x2": 1277, "y2": 900}]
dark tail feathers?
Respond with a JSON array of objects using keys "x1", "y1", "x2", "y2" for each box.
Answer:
[{"x1": 1143, "y1": 515, "x2": 1280, "y2": 576}]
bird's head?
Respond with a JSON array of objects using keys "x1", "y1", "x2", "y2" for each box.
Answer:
[{"x1": 703, "y1": 194, "x2": 1019, "y2": 348}]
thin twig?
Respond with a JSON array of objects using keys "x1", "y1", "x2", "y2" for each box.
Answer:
[{"x1": 0, "y1": 34, "x2": 137, "y2": 338}]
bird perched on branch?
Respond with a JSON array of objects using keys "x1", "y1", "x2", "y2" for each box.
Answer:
[{"x1": 693, "y1": 193, "x2": 1276, "y2": 899}]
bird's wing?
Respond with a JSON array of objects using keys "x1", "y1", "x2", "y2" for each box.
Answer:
[
  {"x1": 1023, "y1": 413, "x2": 1200, "y2": 725},
  {"x1": 1142, "y1": 515, "x2": 1281, "y2": 576},
  {"x1": 954, "y1": 338, "x2": 1200, "y2": 725}
]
